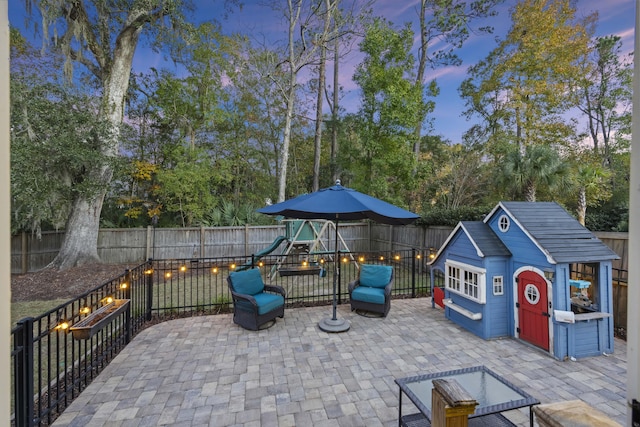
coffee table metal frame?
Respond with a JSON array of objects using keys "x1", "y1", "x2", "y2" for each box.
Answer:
[{"x1": 395, "y1": 365, "x2": 539, "y2": 427}]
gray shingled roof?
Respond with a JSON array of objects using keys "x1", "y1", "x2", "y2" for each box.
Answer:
[
  {"x1": 497, "y1": 201, "x2": 620, "y2": 263},
  {"x1": 460, "y1": 221, "x2": 511, "y2": 257}
]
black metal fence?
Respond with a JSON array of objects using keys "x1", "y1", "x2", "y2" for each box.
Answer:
[{"x1": 11, "y1": 249, "x2": 430, "y2": 426}]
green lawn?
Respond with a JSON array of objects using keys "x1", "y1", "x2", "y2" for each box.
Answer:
[{"x1": 11, "y1": 298, "x2": 70, "y2": 328}]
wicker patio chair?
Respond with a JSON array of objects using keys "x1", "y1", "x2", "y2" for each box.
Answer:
[
  {"x1": 227, "y1": 268, "x2": 286, "y2": 330},
  {"x1": 348, "y1": 264, "x2": 394, "y2": 317}
]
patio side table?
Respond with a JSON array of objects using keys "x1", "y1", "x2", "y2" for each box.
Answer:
[{"x1": 395, "y1": 365, "x2": 540, "y2": 427}]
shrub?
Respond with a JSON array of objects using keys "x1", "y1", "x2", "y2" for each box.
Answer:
[{"x1": 418, "y1": 205, "x2": 493, "y2": 227}]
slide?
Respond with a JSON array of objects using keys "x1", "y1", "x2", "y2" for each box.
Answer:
[{"x1": 236, "y1": 236, "x2": 287, "y2": 271}]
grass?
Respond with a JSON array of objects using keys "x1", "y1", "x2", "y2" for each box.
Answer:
[{"x1": 11, "y1": 298, "x2": 70, "y2": 329}]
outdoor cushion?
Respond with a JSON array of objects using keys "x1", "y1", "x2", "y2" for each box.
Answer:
[
  {"x1": 359, "y1": 264, "x2": 392, "y2": 288},
  {"x1": 229, "y1": 269, "x2": 265, "y2": 296},
  {"x1": 351, "y1": 286, "x2": 386, "y2": 304},
  {"x1": 252, "y1": 293, "x2": 285, "y2": 315}
]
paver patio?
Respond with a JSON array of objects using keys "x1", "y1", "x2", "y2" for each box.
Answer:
[{"x1": 52, "y1": 298, "x2": 627, "y2": 427}]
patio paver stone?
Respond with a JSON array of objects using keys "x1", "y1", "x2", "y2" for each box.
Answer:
[{"x1": 52, "y1": 299, "x2": 627, "y2": 426}]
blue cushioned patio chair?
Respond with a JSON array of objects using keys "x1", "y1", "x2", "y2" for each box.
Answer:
[
  {"x1": 348, "y1": 264, "x2": 394, "y2": 317},
  {"x1": 227, "y1": 269, "x2": 286, "y2": 330}
]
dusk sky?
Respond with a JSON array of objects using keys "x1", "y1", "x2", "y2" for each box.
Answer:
[{"x1": 8, "y1": 0, "x2": 636, "y2": 143}]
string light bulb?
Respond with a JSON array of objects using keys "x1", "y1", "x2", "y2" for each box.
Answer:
[
  {"x1": 212, "y1": 267, "x2": 218, "y2": 274},
  {"x1": 180, "y1": 265, "x2": 187, "y2": 272},
  {"x1": 55, "y1": 322, "x2": 69, "y2": 331}
]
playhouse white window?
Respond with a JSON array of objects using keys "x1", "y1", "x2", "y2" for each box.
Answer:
[
  {"x1": 445, "y1": 260, "x2": 486, "y2": 303},
  {"x1": 448, "y1": 265, "x2": 461, "y2": 292},
  {"x1": 498, "y1": 215, "x2": 510, "y2": 232},
  {"x1": 493, "y1": 276, "x2": 504, "y2": 295}
]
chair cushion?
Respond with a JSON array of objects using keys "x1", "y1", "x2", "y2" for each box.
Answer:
[
  {"x1": 229, "y1": 269, "x2": 265, "y2": 295},
  {"x1": 359, "y1": 265, "x2": 392, "y2": 288},
  {"x1": 253, "y1": 293, "x2": 285, "y2": 315},
  {"x1": 351, "y1": 286, "x2": 386, "y2": 304}
]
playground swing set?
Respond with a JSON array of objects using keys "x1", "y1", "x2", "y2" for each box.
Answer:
[{"x1": 249, "y1": 219, "x2": 357, "y2": 279}]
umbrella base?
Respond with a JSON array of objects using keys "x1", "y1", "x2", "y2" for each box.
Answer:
[{"x1": 318, "y1": 316, "x2": 351, "y2": 333}]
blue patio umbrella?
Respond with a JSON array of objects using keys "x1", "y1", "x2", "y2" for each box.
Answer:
[{"x1": 258, "y1": 180, "x2": 420, "y2": 332}]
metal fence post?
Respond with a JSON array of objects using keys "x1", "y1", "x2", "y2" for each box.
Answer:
[
  {"x1": 124, "y1": 269, "x2": 132, "y2": 300},
  {"x1": 14, "y1": 317, "x2": 34, "y2": 427},
  {"x1": 412, "y1": 248, "x2": 416, "y2": 298},
  {"x1": 146, "y1": 259, "x2": 154, "y2": 321}
]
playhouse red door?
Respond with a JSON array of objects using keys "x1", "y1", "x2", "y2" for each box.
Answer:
[{"x1": 517, "y1": 270, "x2": 549, "y2": 351}]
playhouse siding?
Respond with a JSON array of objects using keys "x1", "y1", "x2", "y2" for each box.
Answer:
[
  {"x1": 485, "y1": 258, "x2": 511, "y2": 337},
  {"x1": 442, "y1": 232, "x2": 484, "y2": 268},
  {"x1": 486, "y1": 211, "x2": 550, "y2": 267},
  {"x1": 433, "y1": 230, "x2": 512, "y2": 340}
]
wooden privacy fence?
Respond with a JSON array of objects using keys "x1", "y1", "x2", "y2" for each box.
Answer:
[
  {"x1": 595, "y1": 232, "x2": 629, "y2": 331},
  {"x1": 11, "y1": 224, "x2": 456, "y2": 274}
]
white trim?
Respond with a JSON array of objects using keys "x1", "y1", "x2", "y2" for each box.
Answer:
[
  {"x1": 459, "y1": 223, "x2": 485, "y2": 257},
  {"x1": 428, "y1": 223, "x2": 462, "y2": 266},
  {"x1": 444, "y1": 299, "x2": 482, "y2": 320},
  {"x1": 428, "y1": 222, "x2": 487, "y2": 265},
  {"x1": 445, "y1": 260, "x2": 487, "y2": 304},
  {"x1": 487, "y1": 203, "x2": 557, "y2": 265},
  {"x1": 493, "y1": 275, "x2": 504, "y2": 295},
  {"x1": 512, "y1": 266, "x2": 554, "y2": 356}
]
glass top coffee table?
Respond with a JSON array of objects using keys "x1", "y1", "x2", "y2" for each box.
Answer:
[{"x1": 395, "y1": 365, "x2": 539, "y2": 427}]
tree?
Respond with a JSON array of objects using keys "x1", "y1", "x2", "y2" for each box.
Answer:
[
  {"x1": 411, "y1": 0, "x2": 502, "y2": 158},
  {"x1": 24, "y1": 0, "x2": 194, "y2": 269},
  {"x1": 10, "y1": 29, "x2": 110, "y2": 236},
  {"x1": 460, "y1": 0, "x2": 595, "y2": 151},
  {"x1": 575, "y1": 35, "x2": 633, "y2": 167},
  {"x1": 269, "y1": 0, "x2": 326, "y2": 202},
  {"x1": 498, "y1": 144, "x2": 567, "y2": 202},
  {"x1": 571, "y1": 158, "x2": 611, "y2": 226},
  {"x1": 424, "y1": 140, "x2": 487, "y2": 209},
  {"x1": 349, "y1": 18, "x2": 420, "y2": 205},
  {"x1": 154, "y1": 148, "x2": 217, "y2": 227},
  {"x1": 311, "y1": 0, "x2": 335, "y2": 192}
]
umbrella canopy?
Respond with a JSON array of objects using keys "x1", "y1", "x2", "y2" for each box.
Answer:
[
  {"x1": 258, "y1": 181, "x2": 419, "y2": 333},
  {"x1": 258, "y1": 181, "x2": 419, "y2": 225}
]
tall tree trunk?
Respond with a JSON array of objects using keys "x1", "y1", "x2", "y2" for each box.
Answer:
[
  {"x1": 330, "y1": 23, "x2": 340, "y2": 183},
  {"x1": 312, "y1": 49, "x2": 325, "y2": 192},
  {"x1": 50, "y1": 25, "x2": 141, "y2": 269},
  {"x1": 312, "y1": 0, "x2": 332, "y2": 192},
  {"x1": 412, "y1": 0, "x2": 428, "y2": 165},
  {"x1": 277, "y1": 0, "x2": 302, "y2": 203},
  {"x1": 524, "y1": 181, "x2": 536, "y2": 202},
  {"x1": 577, "y1": 186, "x2": 587, "y2": 226},
  {"x1": 278, "y1": 81, "x2": 295, "y2": 202}
]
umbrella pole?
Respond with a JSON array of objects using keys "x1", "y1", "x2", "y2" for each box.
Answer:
[
  {"x1": 332, "y1": 220, "x2": 338, "y2": 320},
  {"x1": 318, "y1": 219, "x2": 350, "y2": 333}
]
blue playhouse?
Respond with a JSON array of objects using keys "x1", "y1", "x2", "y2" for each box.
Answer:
[{"x1": 428, "y1": 201, "x2": 619, "y2": 360}]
